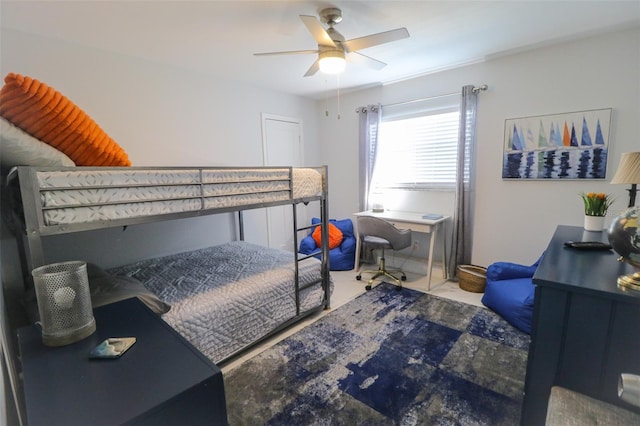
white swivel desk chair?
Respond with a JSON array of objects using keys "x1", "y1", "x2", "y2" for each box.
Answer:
[{"x1": 355, "y1": 215, "x2": 412, "y2": 290}]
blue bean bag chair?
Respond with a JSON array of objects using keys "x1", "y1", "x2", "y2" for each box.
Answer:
[
  {"x1": 481, "y1": 254, "x2": 544, "y2": 334},
  {"x1": 299, "y1": 218, "x2": 356, "y2": 271}
]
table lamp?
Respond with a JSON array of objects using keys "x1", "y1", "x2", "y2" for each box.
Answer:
[
  {"x1": 608, "y1": 152, "x2": 640, "y2": 292},
  {"x1": 610, "y1": 152, "x2": 640, "y2": 208}
]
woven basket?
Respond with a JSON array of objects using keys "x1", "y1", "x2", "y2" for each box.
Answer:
[{"x1": 457, "y1": 265, "x2": 487, "y2": 293}]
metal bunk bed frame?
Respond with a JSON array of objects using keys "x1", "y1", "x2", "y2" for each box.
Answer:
[{"x1": 12, "y1": 165, "x2": 331, "y2": 310}]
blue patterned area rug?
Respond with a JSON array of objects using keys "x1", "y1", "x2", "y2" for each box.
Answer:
[{"x1": 224, "y1": 283, "x2": 530, "y2": 425}]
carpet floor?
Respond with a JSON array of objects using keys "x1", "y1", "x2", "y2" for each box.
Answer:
[{"x1": 224, "y1": 283, "x2": 530, "y2": 425}]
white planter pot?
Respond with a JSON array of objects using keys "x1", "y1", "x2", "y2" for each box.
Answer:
[{"x1": 584, "y1": 215, "x2": 605, "y2": 232}]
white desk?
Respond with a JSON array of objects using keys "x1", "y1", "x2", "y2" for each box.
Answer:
[{"x1": 353, "y1": 210, "x2": 449, "y2": 290}]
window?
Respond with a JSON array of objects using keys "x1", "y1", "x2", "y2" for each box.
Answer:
[{"x1": 372, "y1": 98, "x2": 460, "y2": 190}]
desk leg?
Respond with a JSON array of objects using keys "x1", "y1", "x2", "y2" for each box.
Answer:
[
  {"x1": 440, "y1": 222, "x2": 447, "y2": 279},
  {"x1": 427, "y1": 228, "x2": 436, "y2": 291},
  {"x1": 354, "y1": 234, "x2": 361, "y2": 273}
]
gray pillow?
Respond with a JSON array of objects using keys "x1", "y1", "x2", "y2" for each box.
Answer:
[
  {"x1": 87, "y1": 263, "x2": 170, "y2": 315},
  {"x1": 0, "y1": 116, "x2": 76, "y2": 167}
]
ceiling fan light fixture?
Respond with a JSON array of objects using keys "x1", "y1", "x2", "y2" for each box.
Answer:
[
  {"x1": 254, "y1": 7, "x2": 409, "y2": 78},
  {"x1": 318, "y1": 50, "x2": 346, "y2": 74}
]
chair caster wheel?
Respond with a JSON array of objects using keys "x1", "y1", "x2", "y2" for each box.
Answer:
[
  {"x1": 356, "y1": 275, "x2": 361, "y2": 281},
  {"x1": 365, "y1": 285, "x2": 372, "y2": 291},
  {"x1": 401, "y1": 275, "x2": 407, "y2": 281},
  {"x1": 395, "y1": 286, "x2": 402, "y2": 291}
]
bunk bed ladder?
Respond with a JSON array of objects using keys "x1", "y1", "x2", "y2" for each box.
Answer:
[
  {"x1": 233, "y1": 166, "x2": 330, "y2": 316},
  {"x1": 292, "y1": 203, "x2": 301, "y2": 315},
  {"x1": 293, "y1": 204, "x2": 330, "y2": 315},
  {"x1": 320, "y1": 196, "x2": 330, "y2": 309},
  {"x1": 292, "y1": 204, "x2": 330, "y2": 315}
]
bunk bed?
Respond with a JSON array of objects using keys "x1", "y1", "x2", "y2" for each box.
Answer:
[{"x1": 9, "y1": 165, "x2": 331, "y2": 364}]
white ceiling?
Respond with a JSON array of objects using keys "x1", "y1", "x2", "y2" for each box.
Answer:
[{"x1": 2, "y1": 1, "x2": 639, "y2": 99}]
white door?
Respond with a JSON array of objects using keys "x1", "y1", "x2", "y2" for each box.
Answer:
[{"x1": 262, "y1": 114, "x2": 303, "y2": 252}]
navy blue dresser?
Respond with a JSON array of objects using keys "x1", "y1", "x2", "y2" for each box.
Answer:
[{"x1": 522, "y1": 225, "x2": 640, "y2": 425}]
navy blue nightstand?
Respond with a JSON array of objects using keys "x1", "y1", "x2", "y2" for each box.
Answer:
[{"x1": 18, "y1": 297, "x2": 228, "y2": 425}]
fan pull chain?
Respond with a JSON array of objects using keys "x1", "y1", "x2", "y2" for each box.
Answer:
[
  {"x1": 325, "y1": 79, "x2": 329, "y2": 117},
  {"x1": 324, "y1": 75, "x2": 342, "y2": 120}
]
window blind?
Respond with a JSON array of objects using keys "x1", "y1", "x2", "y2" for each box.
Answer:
[{"x1": 374, "y1": 99, "x2": 460, "y2": 190}]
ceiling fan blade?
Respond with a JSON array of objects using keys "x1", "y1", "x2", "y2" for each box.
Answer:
[
  {"x1": 304, "y1": 59, "x2": 320, "y2": 77},
  {"x1": 343, "y1": 27, "x2": 409, "y2": 52},
  {"x1": 348, "y1": 52, "x2": 387, "y2": 70},
  {"x1": 254, "y1": 49, "x2": 318, "y2": 56},
  {"x1": 300, "y1": 15, "x2": 336, "y2": 47}
]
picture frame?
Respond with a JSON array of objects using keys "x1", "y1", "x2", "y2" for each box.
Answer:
[{"x1": 502, "y1": 108, "x2": 612, "y2": 180}]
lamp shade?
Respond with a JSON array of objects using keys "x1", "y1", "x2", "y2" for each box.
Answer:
[
  {"x1": 319, "y1": 50, "x2": 346, "y2": 74},
  {"x1": 611, "y1": 152, "x2": 640, "y2": 184}
]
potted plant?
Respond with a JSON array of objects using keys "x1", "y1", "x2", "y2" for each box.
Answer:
[{"x1": 580, "y1": 192, "x2": 614, "y2": 231}]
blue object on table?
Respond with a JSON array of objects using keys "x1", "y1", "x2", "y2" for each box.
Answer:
[
  {"x1": 481, "y1": 254, "x2": 544, "y2": 334},
  {"x1": 422, "y1": 213, "x2": 443, "y2": 220},
  {"x1": 299, "y1": 217, "x2": 356, "y2": 271}
]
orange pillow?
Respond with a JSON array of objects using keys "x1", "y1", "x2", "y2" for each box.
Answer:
[
  {"x1": 312, "y1": 222, "x2": 343, "y2": 250},
  {"x1": 0, "y1": 73, "x2": 131, "y2": 166}
]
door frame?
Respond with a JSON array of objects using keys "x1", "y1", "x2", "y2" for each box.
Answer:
[{"x1": 261, "y1": 113, "x2": 304, "y2": 249}]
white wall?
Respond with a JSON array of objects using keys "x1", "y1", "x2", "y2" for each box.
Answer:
[
  {"x1": 0, "y1": 28, "x2": 320, "y2": 273},
  {"x1": 317, "y1": 27, "x2": 640, "y2": 267},
  {"x1": 0, "y1": 30, "x2": 320, "y2": 168}
]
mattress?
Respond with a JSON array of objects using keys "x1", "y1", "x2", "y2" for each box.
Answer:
[
  {"x1": 108, "y1": 241, "x2": 330, "y2": 364},
  {"x1": 30, "y1": 167, "x2": 323, "y2": 226}
]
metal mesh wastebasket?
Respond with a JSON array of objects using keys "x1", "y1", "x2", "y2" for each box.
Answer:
[{"x1": 32, "y1": 261, "x2": 96, "y2": 346}]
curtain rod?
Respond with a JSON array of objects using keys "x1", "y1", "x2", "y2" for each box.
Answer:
[{"x1": 382, "y1": 84, "x2": 488, "y2": 109}]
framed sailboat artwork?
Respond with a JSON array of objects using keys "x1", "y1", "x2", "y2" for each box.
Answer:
[{"x1": 502, "y1": 108, "x2": 612, "y2": 180}]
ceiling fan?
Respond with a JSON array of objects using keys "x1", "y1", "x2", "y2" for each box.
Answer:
[{"x1": 254, "y1": 7, "x2": 410, "y2": 77}]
